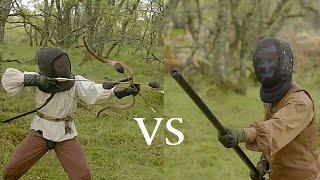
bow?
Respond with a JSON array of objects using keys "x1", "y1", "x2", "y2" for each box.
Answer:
[{"x1": 83, "y1": 37, "x2": 159, "y2": 117}]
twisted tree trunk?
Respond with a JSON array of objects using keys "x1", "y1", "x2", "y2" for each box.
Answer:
[
  {"x1": 214, "y1": 0, "x2": 228, "y2": 83},
  {"x1": 80, "y1": 0, "x2": 101, "y2": 65},
  {"x1": 0, "y1": 0, "x2": 12, "y2": 74}
]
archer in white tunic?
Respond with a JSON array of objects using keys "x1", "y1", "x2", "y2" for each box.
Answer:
[
  {"x1": 2, "y1": 67, "x2": 115, "y2": 142},
  {"x1": 2, "y1": 47, "x2": 140, "y2": 180}
]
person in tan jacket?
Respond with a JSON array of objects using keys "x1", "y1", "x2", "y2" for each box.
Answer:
[{"x1": 218, "y1": 37, "x2": 320, "y2": 180}]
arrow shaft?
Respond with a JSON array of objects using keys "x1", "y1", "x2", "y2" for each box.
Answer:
[{"x1": 54, "y1": 77, "x2": 154, "y2": 86}]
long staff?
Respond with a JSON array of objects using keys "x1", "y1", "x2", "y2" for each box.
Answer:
[{"x1": 171, "y1": 69, "x2": 259, "y2": 176}]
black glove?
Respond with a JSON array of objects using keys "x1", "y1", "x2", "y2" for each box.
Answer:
[
  {"x1": 218, "y1": 128, "x2": 245, "y2": 148},
  {"x1": 250, "y1": 155, "x2": 269, "y2": 180},
  {"x1": 102, "y1": 82, "x2": 116, "y2": 90},
  {"x1": 250, "y1": 169, "x2": 265, "y2": 180},
  {"x1": 130, "y1": 84, "x2": 140, "y2": 96},
  {"x1": 114, "y1": 85, "x2": 140, "y2": 99},
  {"x1": 23, "y1": 74, "x2": 57, "y2": 90}
]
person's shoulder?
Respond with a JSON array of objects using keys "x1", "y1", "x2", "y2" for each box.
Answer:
[
  {"x1": 75, "y1": 75, "x2": 88, "y2": 80},
  {"x1": 74, "y1": 75, "x2": 93, "y2": 89},
  {"x1": 286, "y1": 82, "x2": 313, "y2": 108}
]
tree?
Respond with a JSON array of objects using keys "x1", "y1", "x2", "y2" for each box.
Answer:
[
  {"x1": 3, "y1": 0, "x2": 164, "y2": 66},
  {"x1": 167, "y1": 0, "x2": 314, "y2": 94},
  {"x1": 0, "y1": 0, "x2": 12, "y2": 72}
]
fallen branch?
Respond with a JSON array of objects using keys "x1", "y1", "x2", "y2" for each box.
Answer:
[{"x1": 3, "y1": 59, "x2": 28, "y2": 64}]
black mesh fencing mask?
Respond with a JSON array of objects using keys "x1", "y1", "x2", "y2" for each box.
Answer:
[
  {"x1": 36, "y1": 47, "x2": 74, "y2": 93},
  {"x1": 253, "y1": 37, "x2": 293, "y2": 103}
]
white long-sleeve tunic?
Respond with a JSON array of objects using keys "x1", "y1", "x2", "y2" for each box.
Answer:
[{"x1": 1, "y1": 68, "x2": 114, "y2": 142}]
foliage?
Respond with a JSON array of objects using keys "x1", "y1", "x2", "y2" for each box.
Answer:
[
  {"x1": 4, "y1": 0, "x2": 164, "y2": 62},
  {"x1": 165, "y1": 0, "x2": 320, "y2": 94}
]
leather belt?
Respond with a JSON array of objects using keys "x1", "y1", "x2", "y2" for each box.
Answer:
[{"x1": 36, "y1": 112, "x2": 73, "y2": 134}]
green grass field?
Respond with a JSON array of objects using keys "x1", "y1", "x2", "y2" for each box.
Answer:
[{"x1": 0, "y1": 29, "x2": 164, "y2": 179}]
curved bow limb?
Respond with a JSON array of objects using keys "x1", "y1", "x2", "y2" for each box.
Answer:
[
  {"x1": 83, "y1": 37, "x2": 157, "y2": 117},
  {"x1": 83, "y1": 36, "x2": 133, "y2": 75},
  {"x1": 83, "y1": 37, "x2": 136, "y2": 115}
]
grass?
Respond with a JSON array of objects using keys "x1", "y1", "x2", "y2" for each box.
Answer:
[{"x1": 0, "y1": 28, "x2": 164, "y2": 179}]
